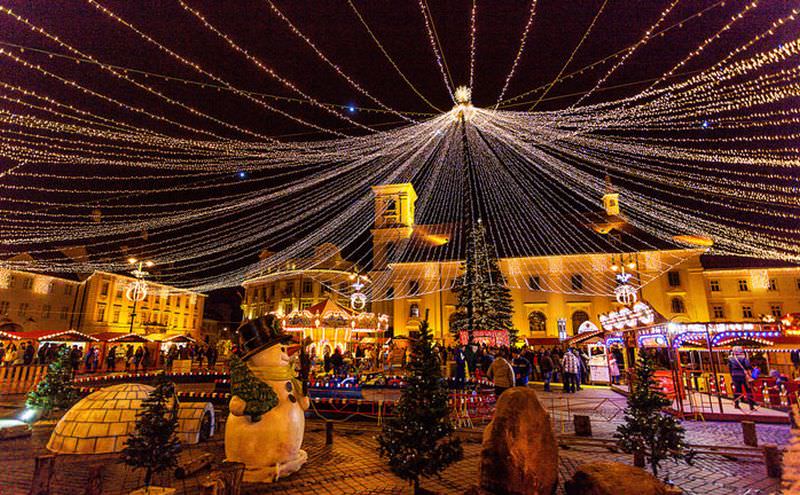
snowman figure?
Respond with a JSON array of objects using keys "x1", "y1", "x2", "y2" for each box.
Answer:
[{"x1": 225, "y1": 315, "x2": 310, "y2": 482}]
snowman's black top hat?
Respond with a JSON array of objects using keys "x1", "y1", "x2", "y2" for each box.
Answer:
[{"x1": 236, "y1": 314, "x2": 293, "y2": 361}]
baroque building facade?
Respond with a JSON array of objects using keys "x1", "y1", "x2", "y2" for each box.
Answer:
[
  {"x1": 241, "y1": 182, "x2": 800, "y2": 345},
  {"x1": 0, "y1": 264, "x2": 205, "y2": 339}
]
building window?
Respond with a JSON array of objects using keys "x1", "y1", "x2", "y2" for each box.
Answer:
[
  {"x1": 797, "y1": 278, "x2": 800, "y2": 290},
  {"x1": 60, "y1": 306, "x2": 69, "y2": 320},
  {"x1": 768, "y1": 279, "x2": 777, "y2": 291},
  {"x1": 667, "y1": 271, "x2": 681, "y2": 287},
  {"x1": 22, "y1": 277, "x2": 33, "y2": 290},
  {"x1": 270, "y1": 285, "x2": 276, "y2": 297},
  {"x1": 64, "y1": 285, "x2": 73, "y2": 296},
  {"x1": 386, "y1": 286, "x2": 395, "y2": 300},
  {"x1": 571, "y1": 311, "x2": 589, "y2": 335},
  {"x1": 409, "y1": 303, "x2": 420, "y2": 319},
  {"x1": 112, "y1": 307, "x2": 121, "y2": 323},
  {"x1": 741, "y1": 305, "x2": 753, "y2": 319},
  {"x1": 409, "y1": 280, "x2": 420, "y2": 296},
  {"x1": 571, "y1": 274, "x2": 584, "y2": 291},
  {"x1": 738, "y1": 279, "x2": 749, "y2": 292},
  {"x1": 384, "y1": 198, "x2": 397, "y2": 218},
  {"x1": 671, "y1": 297, "x2": 686, "y2": 314},
  {"x1": 8, "y1": 275, "x2": 14, "y2": 288},
  {"x1": 0, "y1": 301, "x2": 8, "y2": 314},
  {"x1": 42, "y1": 305, "x2": 51, "y2": 319},
  {"x1": 185, "y1": 297, "x2": 190, "y2": 308},
  {"x1": 100, "y1": 281, "x2": 110, "y2": 296},
  {"x1": 300, "y1": 301, "x2": 312, "y2": 310},
  {"x1": 284, "y1": 303, "x2": 293, "y2": 314},
  {"x1": 18, "y1": 303, "x2": 29, "y2": 316},
  {"x1": 529, "y1": 276, "x2": 541, "y2": 291},
  {"x1": 96, "y1": 303, "x2": 106, "y2": 321},
  {"x1": 285, "y1": 281, "x2": 294, "y2": 294},
  {"x1": 385, "y1": 242, "x2": 396, "y2": 264},
  {"x1": 771, "y1": 304, "x2": 783, "y2": 318},
  {"x1": 712, "y1": 305, "x2": 725, "y2": 319},
  {"x1": 528, "y1": 311, "x2": 546, "y2": 333},
  {"x1": 302, "y1": 280, "x2": 313, "y2": 294},
  {"x1": 115, "y1": 286, "x2": 123, "y2": 299},
  {"x1": 709, "y1": 280, "x2": 720, "y2": 292}
]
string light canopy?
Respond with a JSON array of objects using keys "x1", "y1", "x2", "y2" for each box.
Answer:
[{"x1": 0, "y1": 1, "x2": 796, "y2": 298}]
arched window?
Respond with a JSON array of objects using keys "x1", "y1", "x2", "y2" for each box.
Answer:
[
  {"x1": 671, "y1": 297, "x2": 686, "y2": 314},
  {"x1": 571, "y1": 311, "x2": 590, "y2": 335},
  {"x1": 528, "y1": 311, "x2": 546, "y2": 333},
  {"x1": 409, "y1": 303, "x2": 420, "y2": 319}
]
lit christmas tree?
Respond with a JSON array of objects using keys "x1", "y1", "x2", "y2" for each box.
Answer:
[
  {"x1": 122, "y1": 375, "x2": 181, "y2": 489},
  {"x1": 615, "y1": 351, "x2": 693, "y2": 477},
  {"x1": 26, "y1": 346, "x2": 78, "y2": 416},
  {"x1": 378, "y1": 319, "x2": 463, "y2": 494},
  {"x1": 450, "y1": 220, "x2": 517, "y2": 343}
]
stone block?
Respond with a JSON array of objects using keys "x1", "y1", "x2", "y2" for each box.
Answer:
[
  {"x1": 564, "y1": 461, "x2": 669, "y2": 495},
  {"x1": 478, "y1": 386, "x2": 558, "y2": 495}
]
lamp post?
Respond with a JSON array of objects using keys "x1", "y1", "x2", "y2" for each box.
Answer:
[{"x1": 126, "y1": 258, "x2": 153, "y2": 335}]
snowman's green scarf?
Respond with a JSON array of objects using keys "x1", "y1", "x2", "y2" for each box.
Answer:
[{"x1": 247, "y1": 363, "x2": 304, "y2": 399}]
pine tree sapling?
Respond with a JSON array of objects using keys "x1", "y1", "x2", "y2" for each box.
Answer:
[
  {"x1": 122, "y1": 376, "x2": 181, "y2": 489},
  {"x1": 26, "y1": 346, "x2": 78, "y2": 416},
  {"x1": 450, "y1": 221, "x2": 518, "y2": 344},
  {"x1": 615, "y1": 352, "x2": 692, "y2": 477},
  {"x1": 378, "y1": 320, "x2": 463, "y2": 493}
]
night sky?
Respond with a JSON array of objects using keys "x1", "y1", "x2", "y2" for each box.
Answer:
[{"x1": 0, "y1": 1, "x2": 797, "y2": 286}]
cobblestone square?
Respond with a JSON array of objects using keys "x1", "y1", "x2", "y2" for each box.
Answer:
[{"x1": 0, "y1": 387, "x2": 789, "y2": 495}]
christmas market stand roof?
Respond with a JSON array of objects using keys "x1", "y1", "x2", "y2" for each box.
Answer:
[
  {"x1": 161, "y1": 334, "x2": 196, "y2": 343},
  {"x1": 277, "y1": 297, "x2": 389, "y2": 333},
  {"x1": 0, "y1": 329, "x2": 98, "y2": 343},
  {"x1": 92, "y1": 332, "x2": 153, "y2": 343},
  {"x1": 564, "y1": 329, "x2": 605, "y2": 346}
]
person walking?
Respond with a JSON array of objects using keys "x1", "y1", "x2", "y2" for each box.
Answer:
[
  {"x1": 608, "y1": 352, "x2": 621, "y2": 385},
  {"x1": 728, "y1": 346, "x2": 757, "y2": 410},
  {"x1": 106, "y1": 345, "x2": 117, "y2": 372},
  {"x1": 540, "y1": 350, "x2": 554, "y2": 392},
  {"x1": 561, "y1": 348, "x2": 580, "y2": 393},
  {"x1": 454, "y1": 346, "x2": 467, "y2": 389},
  {"x1": 487, "y1": 350, "x2": 515, "y2": 398},
  {"x1": 512, "y1": 350, "x2": 532, "y2": 387},
  {"x1": 125, "y1": 344, "x2": 134, "y2": 372},
  {"x1": 133, "y1": 346, "x2": 144, "y2": 372},
  {"x1": 206, "y1": 344, "x2": 218, "y2": 370},
  {"x1": 23, "y1": 342, "x2": 35, "y2": 365}
]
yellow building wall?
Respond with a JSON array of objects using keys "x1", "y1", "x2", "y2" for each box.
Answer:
[
  {"x1": 702, "y1": 267, "x2": 800, "y2": 322},
  {"x1": 384, "y1": 250, "x2": 743, "y2": 344},
  {"x1": 0, "y1": 269, "x2": 81, "y2": 332},
  {"x1": 77, "y1": 272, "x2": 205, "y2": 338}
]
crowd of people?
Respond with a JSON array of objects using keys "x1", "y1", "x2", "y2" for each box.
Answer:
[
  {"x1": 449, "y1": 343, "x2": 626, "y2": 397},
  {"x1": 0, "y1": 339, "x2": 222, "y2": 375}
]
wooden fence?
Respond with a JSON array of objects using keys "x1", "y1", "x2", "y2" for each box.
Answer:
[{"x1": 0, "y1": 365, "x2": 47, "y2": 394}]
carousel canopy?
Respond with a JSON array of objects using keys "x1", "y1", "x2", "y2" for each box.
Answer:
[{"x1": 278, "y1": 298, "x2": 388, "y2": 333}]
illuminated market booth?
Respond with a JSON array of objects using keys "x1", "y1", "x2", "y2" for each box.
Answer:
[
  {"x1": 276, "y1": 298, "x2": 388, "y2": 358},
  {"x1": 0, "y1": 329, "x2": 99, "y2": 352},
  {"x1": 602, "y1": 301, "x2": 800, "y2": 412}
]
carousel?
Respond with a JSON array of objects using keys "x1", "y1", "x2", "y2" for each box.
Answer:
[{"x1": 275, "y1": 298, "x2": 388, "y2": 358}]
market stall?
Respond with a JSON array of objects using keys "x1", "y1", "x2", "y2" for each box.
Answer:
[{"x1": 93, "y1": 332, "x2": 157, "y2": 370}]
